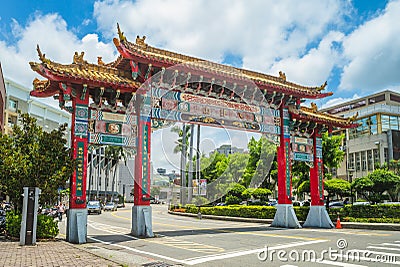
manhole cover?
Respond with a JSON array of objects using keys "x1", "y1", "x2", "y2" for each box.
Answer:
[
  {"x1": 86, "y1": 246, "x2": 99, "y2": 250},
  {"x1": 142, "y1": 262, "x2": 174, "y2": 267}
]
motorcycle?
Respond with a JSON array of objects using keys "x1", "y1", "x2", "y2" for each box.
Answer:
[{"x1": 0, "y1": 208, "x2": 6, "y2": 235}]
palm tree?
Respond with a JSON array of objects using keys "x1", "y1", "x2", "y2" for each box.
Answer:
[
  {"x1": 171, "y1": 124, "x2": 191, "y2": 205},
  {"x1": 105, "y1": 146, "x2": 130, "y2": 202}
]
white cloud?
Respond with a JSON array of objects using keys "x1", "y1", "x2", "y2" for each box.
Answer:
[
  {"x1": 93, "y1": 0, "x2": 348, "y2": 77},
  {"x1": 340, "y1": 0, "x2": 400, "y2": 92},
  {"x1": 269, "y1": 31, "x2": 345, "y2": 87},
  {"x1": 320, "y1": 93, "x2": 361, "y2": 109},
  {"x1": 0, "y1": 13, "x2": 117, "y2": 91}
]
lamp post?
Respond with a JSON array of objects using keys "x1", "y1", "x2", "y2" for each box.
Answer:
[{"x1": 348, "y1": 169, "x2": 354, "y2": 204}]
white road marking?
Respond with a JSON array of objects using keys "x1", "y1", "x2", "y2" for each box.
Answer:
[
  {"x1": 88, "y1": 236, "x2": 187, "y2": 265},
  {"x1": 311, "y1": 259, "x2": 366, "y2": 267},
  {"x1": 184, "y1": 240, "x2": 328, "y2": 265},
  {"x1": 380, "y1": 242, "x2": 400, "y2": 247},
  {"x1": 367, "y1": 245, "x2": 400, "y2": 252}
]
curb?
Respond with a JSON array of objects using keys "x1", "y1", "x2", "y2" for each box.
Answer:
[{"x1": 168, "y1": 211, "x2": 400, "y2": 231}]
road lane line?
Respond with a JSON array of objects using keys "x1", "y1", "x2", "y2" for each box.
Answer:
[
  {"x1": 88, "y1": 236, "x2": 187, "y2": 265},
  {"x1": 88, "y1": 220, "x2": 225, "y2": 253},
  {"x1": 380, "y1": 243, "x2": 400, "y2": 247},
  {"x1": 184, "y1": 240, "x2": 327, "y2": 265},
  {"x1": 154, "y1": 221, "x2": 323, "y2": 241},
  {"x1": 311, "y1": 259, "x2": 366, "y2": 267},
  {"x1": 366, "y1": 245, "x2": 400, "y2": 252}
]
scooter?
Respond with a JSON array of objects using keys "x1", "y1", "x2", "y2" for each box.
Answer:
[{"x1": 0, "y1": 209, "x2": 6, "y2": 235}]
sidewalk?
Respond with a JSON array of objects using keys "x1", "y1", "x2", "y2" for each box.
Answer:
[{"x1": 0, "y1": 238, "x2": 122, "y2": 267}]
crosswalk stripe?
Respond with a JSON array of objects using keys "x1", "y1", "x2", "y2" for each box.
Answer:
[
  {"x1": 381, "y1": 243, "x2": 400, "y2": 247},
  {"x1": 367, "y1": 245, "x2": 400, "y2": 252}
]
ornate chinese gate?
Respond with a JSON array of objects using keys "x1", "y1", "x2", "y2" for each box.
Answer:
[{"x1": 29, "y1": 25, "x2": 357, "y2": 243}]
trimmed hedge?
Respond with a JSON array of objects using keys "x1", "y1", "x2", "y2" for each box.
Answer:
[
  {"x1": 185, "y1": 204, "x2": 276, "y2": 219},
  {"x1": 183, "y1": 204, "x2": 400, "y2": 223},
  {"x1": 6, "y1": 211, "x2": 59, "y2": 239},
  {"x1": 340, "y1": 204, "x2": 400, "y2": 218}
]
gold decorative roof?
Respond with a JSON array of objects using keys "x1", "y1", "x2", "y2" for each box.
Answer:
[
  {"x1": 29, "y1": 45, "x2": 141, "y2": 91},
  {"x1": 114, "y1": 25, "x2": 332, "y2": 98},
  {"x1": 289, "y1": 104, "x2": 359, "y2": 128},
  {"x1": 30, "y1": 78, "x2": 59, "y2": 97}
]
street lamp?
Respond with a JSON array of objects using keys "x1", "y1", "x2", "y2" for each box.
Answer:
[{"x1": 348, "y1": 169, "x2": 354, "y2": 204}]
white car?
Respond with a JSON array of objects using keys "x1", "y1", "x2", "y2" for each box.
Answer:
[{"x1": 104, "y1": 202, "x2": 117, "y2": 211}]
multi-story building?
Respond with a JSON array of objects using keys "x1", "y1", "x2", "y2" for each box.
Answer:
[
  {"x1": 321, "y1": 90, "x2": 400, "y2": 180},
  {"x1": 214, "y1": 144, "x2": 245, "y2": 156},
  {"x1": 0, "y1": 64, "x2": 5, "y2": 133},
  {"x1": 4, "y1": 78, "x2": 70, "y2": 136}
]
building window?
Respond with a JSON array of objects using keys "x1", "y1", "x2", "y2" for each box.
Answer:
[
  {"x1": 367, "y1": 150, "x2": 373, "y2": 171},
  {"x1": 349, "y1": 153, "x2": 355, "y2": 170},
  {"x1": 368, "y1": 94, "x2": 385, "y2": 104},
  {"x1": 390, "y1": 116, "x2": 399, "y2": 131},
  {"x1": 373, "y1": 149, "x2": 380, "y2": 167},
  {"x1": 384, "y1": 148, "x2": 388, "y2": 163},
  {"x1": 356, "y1": 152, "x2": 361, "y2": 171},
  {"x1": 390, "y1": 94, "x2": 400, "y2": 103},
  {"x1": 370, "y1": 115, "x2": 377, "y2": 135},
  {"x1": 362, "y1": 151, "x2": 367, "y2": 171},
  {"x1": 8, "y1": 115, "x2": 17, "y2": 128},
  {"x1": 350, "y1": 115, "x2": 378, "y2": 139},
  {"x1": 382, "y1": 115, "x2": 400, "y2": 132},
  {"x1": 9, "y1": 99, "x2": 18, "y2": 112}
]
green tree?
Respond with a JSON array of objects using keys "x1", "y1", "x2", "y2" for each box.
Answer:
[
  {"x1": 324, "y1": 178, "x2": 351, "y2": 206},
  {"x1": 0, "y1": 114, "x2": 74, "y2": 212},
  {"x1": 226, "y1": 183, "x2": 246, "y2": 200},
  {"x1": 201, "y1": 151, "x2": 228, "y2": 183},
  {"x1": 252, "y1": 188, "x2": 272, "y2": 202},
  {"x1": 352, "y1": 169, "x2": 400, "y2": 203},
  {"x1": 242, "y1": 136, "x2": 276, "y2": 188},
  {"x1": 322, "y1": 132, "x2": 345, "y2": 174}
]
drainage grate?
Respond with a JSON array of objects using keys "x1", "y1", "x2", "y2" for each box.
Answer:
[{"x1": 142, "y1": 262, "x2": 174, "y2": 267}]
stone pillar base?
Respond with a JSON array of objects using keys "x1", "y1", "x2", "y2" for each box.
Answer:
[
  {"x1": 66, "y1": 208, "x2": 88, "y2": 244},
  {"x1": 131, "y1": 205, "x2": 154, "y2": 237},
  {"x1": 303, "y1": 205, "x2": 334, "y2": 228},
  {"x1": 271, "y1": 204, "x2": 301, "y2": 228}
]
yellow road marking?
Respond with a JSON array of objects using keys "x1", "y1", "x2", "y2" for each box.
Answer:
[{"x1": 111, "y1": 212, "x2": 324, "y2": 241}]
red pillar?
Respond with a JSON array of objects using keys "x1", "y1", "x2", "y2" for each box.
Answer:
[
  {"x1": 134, "y1": 93, "x2": 151, "y2": 206},
  {"x1": 69, "y1": 85, "x2": 89, "y2": 209},
  {"x1": 277, "y1": 107, "x2": 292, "y2": 204},
  {"x1": 310, "y1": 132, "x2": 324, "y2": 206}
]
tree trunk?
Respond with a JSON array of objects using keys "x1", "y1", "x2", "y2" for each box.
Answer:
[
  {"x1": 188, "y1": 124, "x2": 194, "y2": 203},
  {"x1": 111, "y1": 163, "x2": 118, "y2": 202}
]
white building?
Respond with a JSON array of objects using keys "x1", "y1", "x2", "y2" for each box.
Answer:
[
  {"x1": 4, "y1": 78, "x2": 70, "y2": 136},
  {"x1": 321, "y1": 90, "x2": 400, "y2": 180}
]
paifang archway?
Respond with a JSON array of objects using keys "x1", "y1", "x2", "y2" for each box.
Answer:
[{"x1": 29, "y1": 24, "x2": 358, "y2": 244}]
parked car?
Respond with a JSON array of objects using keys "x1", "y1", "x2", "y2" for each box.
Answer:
[
  {"x1": 328, "y1": 201, "x2": 344, "y2": 209},
  {"x1": 103, "y1": 202, "x2": 117, "y2": 211},
  {"x1": 87, "y1": 200, "x2": 102, "y2": 215}
]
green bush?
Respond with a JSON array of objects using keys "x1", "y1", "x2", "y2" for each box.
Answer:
[
  {"x1": 340, "y1": 204, "x2": 400, "y2": 218},
  {"x1": 5, "y1": 211, "x2": 21, "y2": 237},
  {"x1": 5, "y1": 211, "x2": 59, "y2": 239},
  {"x1": 182, "y1": 203, "x2": 400, "y2": 224},
  {"x1": 225, "y1": 195, "x2": 241, "y2": 205},
  {"x1": 36, "y1": 214, "x2": 59, "y2": 239}
]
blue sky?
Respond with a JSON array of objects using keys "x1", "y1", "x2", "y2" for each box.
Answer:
[{"x1": 1, "y1": 0, "x2": 399, "y2": 171}]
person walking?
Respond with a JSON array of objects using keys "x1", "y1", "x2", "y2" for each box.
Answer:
[{"x1": 57, "y1": 203, "x2": 65, "y2": 222}]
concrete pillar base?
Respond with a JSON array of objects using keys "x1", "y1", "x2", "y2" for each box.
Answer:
[
  {"x1": 131, "y1": 205, "x2": 154, "y2": 237},
  {"x1": 66, "y1": 208, "x2": 88, "y2": 244},
  {"x1": 271, "y1": 204, "x2": 301, "y2": 228},
  {"x1": 303, "y1": 205, "x2": 334, "y2": 228}
]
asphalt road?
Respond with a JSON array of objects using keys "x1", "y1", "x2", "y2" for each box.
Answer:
[{"x1": 60, "y1": 204, "x2": 400, "y2": 267}]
